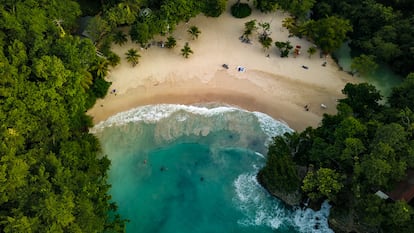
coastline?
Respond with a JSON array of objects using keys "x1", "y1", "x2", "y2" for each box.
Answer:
[{"x1": 87, "y1": 3, "x2": 356, "y2": 131}]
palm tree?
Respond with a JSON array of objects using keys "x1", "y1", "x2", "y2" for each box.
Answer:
[
  {"x1": 282, "y1": 17, "x2": 296, "y2": 32},
  {"x1": 307, "y1": 47, "x2": 317, "y2": 58},
  {"x1": 181, "y1": 42, "x2": 193, "y2": 58},
  {"x1": 113, "y1": 30, "x2": 128, "y2": 46},
  {"x1": 165, "y1": 36, "x2": 176, "y2": 48},
  {"x1": 187, "y1": 26, "x2": 201, "y2": 40},
  {"x1": 91, "y1": 59, "x2": 109, "y2": 78},
  {"x1": 125, "y1": 48, "x2": 141, "y2": 67},
  {"x1": 243, "y1": 20, "x2": 257, "y2": 39},
  {"x1": 259, "y1": 35, "x2": 273, "y2": 52},
  {"x1": 80, "y1": 69, "x2": 93, "y2": 91}
]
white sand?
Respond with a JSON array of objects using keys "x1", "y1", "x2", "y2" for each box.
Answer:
[{"x1": 88, "y1": 1, "x2": 356, "y2": 131}]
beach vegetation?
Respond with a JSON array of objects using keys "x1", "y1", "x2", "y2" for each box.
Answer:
[
  {"x1": 254, "y1": 0, "x2": 279, "y2": 13},
  {"x1": 351, "y1": 54, "x2": 378, "y2": 76},
  {"x1": 231, "y1": 2, "x2": 252, "y2": 18},
  {"x1": 259, "y1": 35, "x2": 273, "y2": 52},
  {"x1": 275, "y1": 41, "x2": 293, "y2": 57},
  {"x1": 107, "y1": 52, "x2": 121, "y2": 67},
  {"x1": 202, "y1": 0, "x2": 227, "y2": 17},
  {"x1": 188, "y1": 25, "x2": 201, "y2": 40},
  {"x1": 276, "y1": 0, "x2": 316, "y2": 20},
  {"x1": 165, "y1": 36, "x2": 177, "y2": 49},
  {"x1": 113, "y1": 30, "x2": 128, "y2": 46},
  {"x1": 85, "y1": 15, "x2": 111, "y2": 43},
  {"x1": 307, "y1": 46, "x2": 317, "y2": 58},
  {"x1": 181, "y1": 42, "x2": 194, "y2": 58},
  {"x1": 91, "y1": 58, "x2": 110, "y2": 78},
  {"x1": 303, "y1": 16, "x2": 352, "y2": 54},
  {"x1": 282, "y1": 17, "x2": 296, "y2": 33},
  {"x1": 242, "y1": 20, "x2": 257, "y2": 40},
  {"x1": 130, "y1": 21, "x2": 153, "y2": 47},
  {"x1": 125, "y1": 48, "x2": 141, "y2": 67}
]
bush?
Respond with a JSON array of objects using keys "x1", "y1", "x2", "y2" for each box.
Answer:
[
  {"x1": 202, "y1": 0, "x2": 227, "y2": 17},
  {"x1": 231, "y1": 3, "x2": 252, "y2": 18}
]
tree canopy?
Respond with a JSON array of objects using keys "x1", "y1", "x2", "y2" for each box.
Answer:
[{"x1": 0, "y1": 0, "x2": 125, "y2": 231}]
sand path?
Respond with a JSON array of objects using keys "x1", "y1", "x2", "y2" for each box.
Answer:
[{"x1": 88, "y1": 2, "x2": 356, "y2": 131}]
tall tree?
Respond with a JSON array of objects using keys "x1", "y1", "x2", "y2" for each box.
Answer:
[
  {"x1": 305, "y1": 16, "x2": 352, "y2": 54},
  {"x1": 351, "y1": 54, "x2": 378, "y2": 76}
]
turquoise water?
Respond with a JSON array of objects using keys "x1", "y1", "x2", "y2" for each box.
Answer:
[
  {"x1": 92, "y1": 104, "x2": 333, "y2": 233},
  {"x1": 334, "y1": 42, "x2": 402, "y2": 98}
]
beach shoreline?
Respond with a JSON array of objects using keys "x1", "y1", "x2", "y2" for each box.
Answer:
[{"x1": 87, "y1": 2, "x2": 356, "y2": 131}]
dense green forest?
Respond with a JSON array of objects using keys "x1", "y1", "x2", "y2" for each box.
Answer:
[
  {"x1": 0, "y1": 0, "x2": 124, "y2": 232},
  {"x1": 2, "y1": 0, "x2": 413, "y2": 232}
]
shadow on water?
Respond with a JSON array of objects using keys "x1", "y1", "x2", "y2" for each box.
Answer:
[{"x1": 333, "y1": 42, "x2": 403, "y2": 99}]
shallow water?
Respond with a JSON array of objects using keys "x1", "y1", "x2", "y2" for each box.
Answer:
[
  {"x1": 334, "y1": 42, "x2": 402, "y2": 98},
  {"x1": 93, "y1": 104, "x2": 333, "y2": 233}
]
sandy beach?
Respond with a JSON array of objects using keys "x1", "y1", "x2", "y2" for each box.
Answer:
[{"x1": 88, "y1": 1, "x2": 356, "y2": 131}]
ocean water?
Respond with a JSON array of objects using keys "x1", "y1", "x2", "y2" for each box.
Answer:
[{"x1": 92, "y1": 104, "x2": 333, "y2": 233}]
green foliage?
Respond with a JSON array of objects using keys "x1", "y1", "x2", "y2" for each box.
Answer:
[
  {"x1": 302, "y1": 168, "x2": 344, "y2": 202},
  {"x1": 0, "y1": 1, "x2": 125, "y2": 231},
  {"x1": 311, "y1": 0, "x2": 414, "y2": 76},
  {"x1": 107, "y1": 52, "x2": 121, "y2": 67},
  {"x1": 389, "y1": 73, "x2": 414, "y2": 111},
  {"x1": 165, "y1": 36, "x2": 177, "y2": 49},
  {"x1": 125, "y1": 48, "x2": 141, "y2": 67},
  {"x1": 243, "y1": 20, "x2": 257, "y2": 40},
  {"x1": 231, "y1": 3, "x2": 252, "y2": 18},
  {"x1": 258, "y1": 134, "x2": 301, "y2": 193},
  {"x1": 259, "y1": 35, "x2": 273, "y2": 51},
  {"x1": 129, "y1": 22, "x2": 152, "y2": 46},
  {"x1": 276, "y1": 0, "x2": 316, "y2": 20},
  {"x1": 339, "y1": 83, "x2": 382, "y2": 119},
  {"x1": 307, "y1": 46, "x2": 317, "y2": 58},
  {"x1": 113, "y1": 30, "x2": 128, "y2": 46},
  {"x1": 160, "y1": 0, "x2": 201, "y2": 26},
  {"x1": 85, "y1": 15, "x2": 110, "y2": 42},
  {"x1": 275, "y1": 41, "x2": 293, "y2": 57},
  {"x1": 187, "y1": 25, "x2": 201, "y2": 40},
  {"x1": 91, "y1": 58, "x2": 110, "y2": 79},
  {"x1": 302, "y1": 16, "x2": 352, "y2": 54},
  {"x1": 254, "y1": 0, "x2": 279, "y2": 13},
  {"x1": 351, "y1": 54, "x2": 378, "y2": 76},
  {"x1": 181, "y1": 42, "x2": 193, "y2": 58},
  {"x1": 202, "y1": 0, "x2": 227, "y2": 17},
  {"x1": 104, "y1": 1, "x2": 139, "y2": 27}
]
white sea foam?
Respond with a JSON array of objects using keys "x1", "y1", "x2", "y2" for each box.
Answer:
[
  {"x1": 253, "y1": 111, "x2": 293, "y2": 140},
  {"x1": 292, "y1": 201, "x2": 334, "y2": 233},
  {"x1": 91, "y1": 104, "x2": 293, "y2": 140},
  {"x1": 233, "y1": 172, "x2": 334, "y2": 232},
  {"x1": 233, "y1": 173, "x2": 289, "y2": 229}
]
